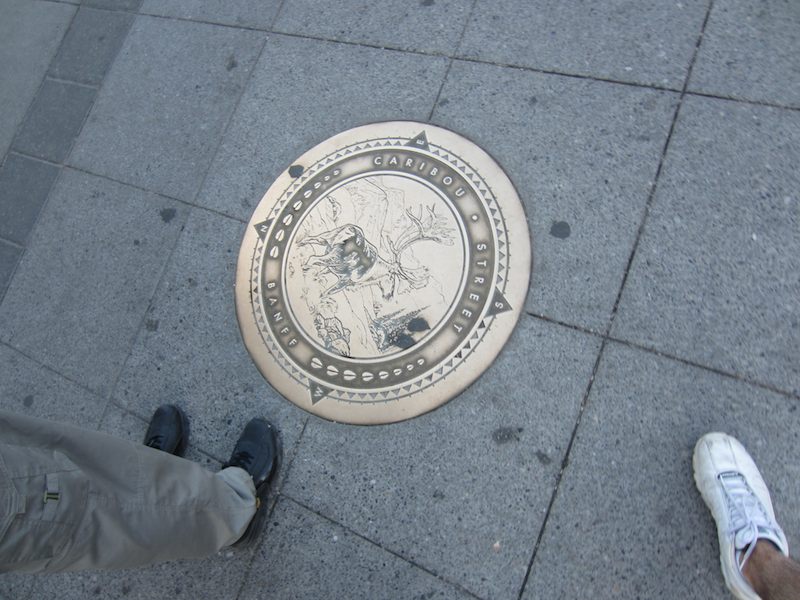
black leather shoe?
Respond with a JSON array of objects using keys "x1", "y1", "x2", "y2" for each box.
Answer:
[
  {"x1": 143, "y1": 404, "x2": 189, "y2": 457},
  {"x1": 224, "y1": 418, "x2": 281, "y2": 548}
]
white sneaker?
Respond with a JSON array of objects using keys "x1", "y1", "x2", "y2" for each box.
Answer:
[{"x1": 693, "y1": 432, "x2": 789, "y2": 600}]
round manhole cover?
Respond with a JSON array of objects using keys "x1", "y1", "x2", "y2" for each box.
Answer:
[{"x1": 236, "y1": 122, "x2": 531, "y2": 424}]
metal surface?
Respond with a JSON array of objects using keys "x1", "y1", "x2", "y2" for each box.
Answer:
[{"x1": 235, "y1": 122, "x2": 531, "y2": 424}]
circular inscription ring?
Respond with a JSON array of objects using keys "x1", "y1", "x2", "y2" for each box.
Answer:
[{"x1": 235, "y1": 122, "x2": 531, "y2": 424}]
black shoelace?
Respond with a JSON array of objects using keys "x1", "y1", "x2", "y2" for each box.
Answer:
[{"x1": 228, "y1": 450, "x2": 254, "y2": 470}]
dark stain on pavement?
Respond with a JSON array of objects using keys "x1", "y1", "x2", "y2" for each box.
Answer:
[
  {"x1": 421, "y1": 0, "x2": 435, "y2": 6},
  {"x1": 289, "y1": 164, "x2": 304, "y2": 178},
  {"x1": 160, "y1": 208, "x2": 176, "y2": 223},
  {"x1": 22, "y1": 395, "x2": 34, "y2": 408},
  {"x1": 145, "y1": 319, "x2": 159, "y2": 332},
  {"x1": 492, "y1": 426, "x2": 523, "y2": 444},
  {"x1": 226, "y1": 55, "x2": 238, "y2": 71},
  {"x1": 550, "y1": 220, "x2": 571, "y2": 239},
  {"x1": 535, "y1": 451, "x2": 552, "y2": 465}
]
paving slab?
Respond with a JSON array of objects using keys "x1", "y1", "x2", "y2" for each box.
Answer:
[
  {"x1": 12, "y1": 79, "x2": 96, "y2": 163},
  {"x1": 114, "y1": 208, "x2": 308, "y2": 463},
  {"x1": 523, "y1": 341, "x2": 800, "y2": 600},
  {"x1": 69, "y1": 16, "x2": 264, "y2": 201},
  {"x1": 141, "y1": 0, "x2": 282, "y2": 29},
  {"x1": 283, "y1": 316, "x2": 602, "y2": 599},
  {"x1": 240, "y1": 498, "x2": 474, "y2": 600},
  {"x1": 0, "y1": 154, "x2": 61, "y2": 245},
  {"x1": 0, "y1": 242, "x2": 21, "y2": 301},
  {"x1": 196, "y1": 33, "x2": 449, "y2": 221},
  {"x1": 0, "y1": 169, "x2": 187, "y2": 396},
  {"x1": 613, "y1": 95, "x2": 800, "y2": 395},
  {"x1": 274, "y1": 0, "x2": 473, "y2": 55},
  {"x1": 0, "y1": 343, "x2": 105, "y2": 424},
  {"x1": 432, "y1": 60, "x2": 678, "y2": 332},
  {"x1": 0, "y1": 0, "x2": 75, "y2": 158},
  {"x1": 49, "y1": 7, "x2": 135, "y2": 86},
  {"x1": 459, "y1": 0, "x2": 709, "y2": 89},
  {"x1": 31, "y1": 530, "x2": 252, "y2": 600},
  {"x1": 689, "y1": 0, "x2": 800, "y2": 108}
]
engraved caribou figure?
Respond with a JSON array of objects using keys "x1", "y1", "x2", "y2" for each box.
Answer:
[{"x1": 300, "y1": 204, "x2": 454, "y2": 300}]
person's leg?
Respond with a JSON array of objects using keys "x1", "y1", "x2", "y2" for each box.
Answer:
[
  {"x1": 693, "y1": 432, "x2": 793, "y2": 600},
  {"x1": 742, "y1": 541, "x2": 800, "y2": 600},
  {"x1": 0, "y1": 409, "x2": 257, "y2": 573}
]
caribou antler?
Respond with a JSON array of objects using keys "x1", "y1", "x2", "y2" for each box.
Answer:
[{"x1": 388, "y1": 204, "x2": 455, "y2": 258}]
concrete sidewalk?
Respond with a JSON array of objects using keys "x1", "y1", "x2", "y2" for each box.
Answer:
[{"x1": 0, "y1": 0, "x2": 798, "y2": 598}]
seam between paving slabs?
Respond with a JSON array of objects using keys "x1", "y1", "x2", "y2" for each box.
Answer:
[
  {"x1": 233, "y1": 417, "x2": 310, "y2": 600},
  {"x1": 182, "y1": 32, "x2": 271, "y2": 203},
  {"x1": 1, "y1": 2, "x2": 142, "y2": 421},
  {"x1": 90, "y1": 7, "x2": 800, "y2": 114},
  {"x1": 0, "y1": 5, "x2": 80, "y2": 306},
  {"x1": 272, "y1": 494, "x2": 486, "y2": 600},
  {"x1": 0, "y1": 157, "x2": 61, "y2": 304},
  {"x1": 0, "y1": 339, "x2": 108, "y2": 412},
  {"x1": 269, "y1": 0, "x2": 288, "y2": 30},
  {"x1": 99, "y1": 207, "x2": 191, "y2": 420},
  {"x1": 36, "y1": 0, "x2": 79, "y2": 6},
  {"x1": 42, "y1": 75, "x2": 99, "y2": 90},
  {"x1": 427, "y1": 0, "x2": 480, "y2": 122},
  {"x1": 10, "y1": 149, "x2": 252, "y2": 228},
  {"x1": 104, "y1": 31, "x2": 271, "y2": 453},
  {"x1": 119, "y1": 11, "x2": 800, "y2": 114},
  {"x1": 0, "y1": 237, "x2": 23, "y2": 251},
  {"x1": 69, "y1": 162, "x2": 250, "y2": 223},
  {"x1": 9, "y1": 149, "x2": 251, "y2": 228},
  {"x1": 527, "y1": 311, "x2": 800, "y2": 403},
  {"x1": 515, "y1": 2, "x2": 717, "y2": 598},
  {"x1": 0, "y1": 1, "x2": 139, "y2": 308}
]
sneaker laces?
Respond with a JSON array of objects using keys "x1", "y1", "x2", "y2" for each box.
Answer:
[
  {"x1": 227, "y1": 449, "x2": 254, "y2": 471},
  {"x1": 719, "y1": 472, "x2": 780, "y2": 569}
]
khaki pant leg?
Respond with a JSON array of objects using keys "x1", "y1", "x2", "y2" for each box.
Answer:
[{"x1": 0, "y1": 410, "x2": 256, "y2": 573}]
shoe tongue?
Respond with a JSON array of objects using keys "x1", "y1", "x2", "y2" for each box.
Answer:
[{"x1": 734, "y1": 526, "x2": 757, "y2": 550}]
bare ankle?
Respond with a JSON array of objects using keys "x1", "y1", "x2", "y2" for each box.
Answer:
[
  {"x1": 743, "y1": 541, "x2": 800, "y2": 600},
  {"x1": 742, "y1": 540, "x2": 780, "y2": 596}
]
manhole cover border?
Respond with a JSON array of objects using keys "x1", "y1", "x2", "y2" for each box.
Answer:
[{"x1": 235, "y1": 121, "x2": 531, "y2": 424}]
